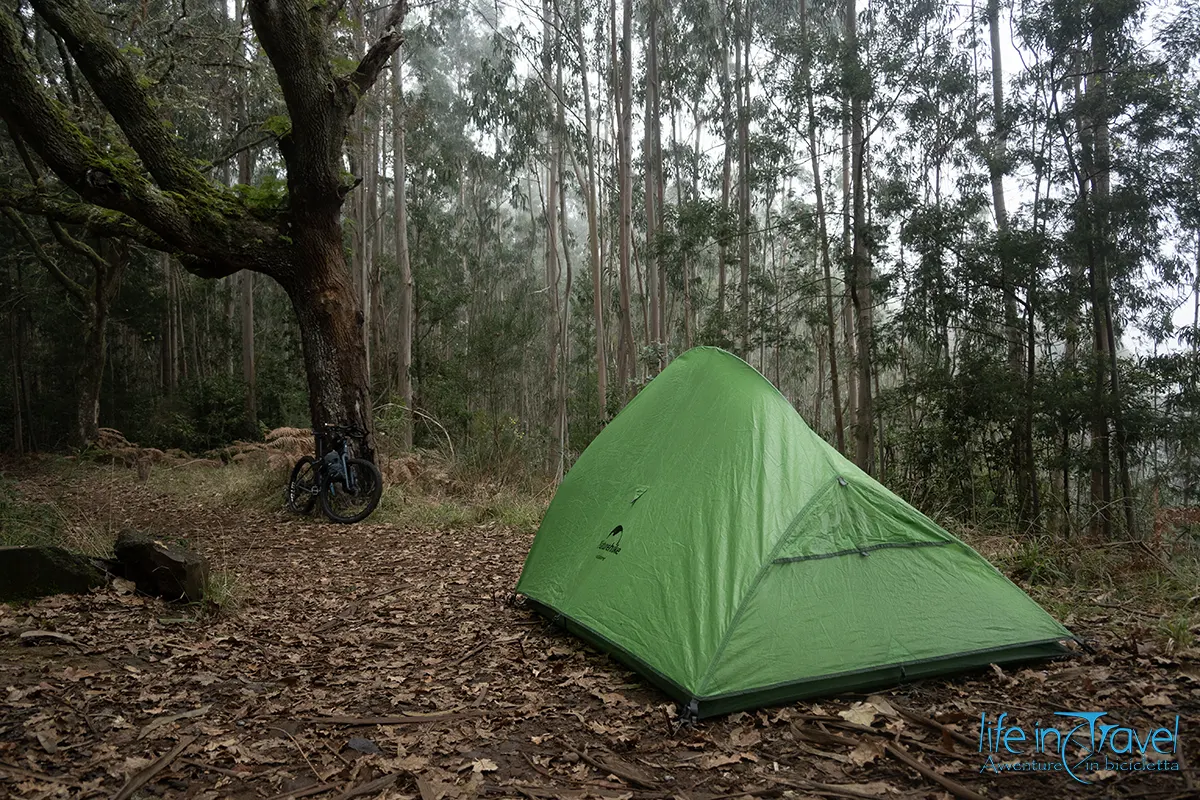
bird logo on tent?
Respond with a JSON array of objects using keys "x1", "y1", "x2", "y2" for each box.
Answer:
[{"x1": 597, "y1": 525, "x2": 623, "y2": 555}]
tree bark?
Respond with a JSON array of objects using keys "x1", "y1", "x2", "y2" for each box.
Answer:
[
  {"x1": 281, "y1": 212, "x2": 373, "y2": 450},
  {"x1": 736, "y1": 0, "x2": 752, "y2": 359},
  {"x1": 237, "y1": 113, "x2": 257, "y2": 430},
  {"x1": 717, "y1": 2, "x2": 733, "y2": 339},
  {"x1": 847, "y1": 0, "x2": 873, "y2": 474},
  {"x1": 802, "y1": 0, "x2": 844, "y2": 454},
  {"x1": 617, "y1": 0, "x2": 636, "y2": 399},
  {"x1": 573, "y1": 0, "x2": 605, "y2": 417},
  {"x1": 394, "y1": 58, "x2": 414, "y2": 451},
  {"x1": 1088, "y1": 12, "x2": 1134, "y2": 536},
  {"x1": 986, "y1": 0, "x2": 1032, "y2": 527}
]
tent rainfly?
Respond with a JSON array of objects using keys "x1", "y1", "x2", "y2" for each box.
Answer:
[{"x1": 517, "y1": 347, "x2": 1073, "y2": 718}]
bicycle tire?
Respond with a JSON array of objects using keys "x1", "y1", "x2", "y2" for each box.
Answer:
[
  {"x1": 320, "y1": 457, "x2": 383, "y2": 524},
  {"x1": 287, "y1": 455, "x2": 319, "y2": 514}
]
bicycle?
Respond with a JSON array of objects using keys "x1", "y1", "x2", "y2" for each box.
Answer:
[{"x1": 286, "y1": 423, "x2": 383, "y2": 524}]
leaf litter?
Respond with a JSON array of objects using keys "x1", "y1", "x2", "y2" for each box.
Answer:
[{"x1": 0, "y1": 466, "x2": 1196, "y2": 799}]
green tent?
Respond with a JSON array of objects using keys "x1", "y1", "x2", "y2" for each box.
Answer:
[{"x1": 517, "y1": 347, "x2": 1072, "y2": 717}]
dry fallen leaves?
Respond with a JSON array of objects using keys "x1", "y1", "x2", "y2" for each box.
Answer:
[{"x1": 0, "y1": 464, "x2": 1195, "y2": 800}]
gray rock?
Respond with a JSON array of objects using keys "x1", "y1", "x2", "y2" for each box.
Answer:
[
  {"x1": 114, "y1": 529, "x2": 209, "y2": 603},
  {"x1": 0, "y1": 545, "x2": 108, "y2": 603},
  {"x1": 346, "y1": 737, "x2": 381, "y2": 755}
]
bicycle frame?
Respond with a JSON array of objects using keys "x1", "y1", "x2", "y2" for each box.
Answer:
[{"x1": 320, "y1": 431, "x2": 360, "y2": 496}]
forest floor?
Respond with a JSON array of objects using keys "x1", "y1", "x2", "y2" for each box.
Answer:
[{"x1": 1, "y1": 455, "x2": 1198, "y2": 800}]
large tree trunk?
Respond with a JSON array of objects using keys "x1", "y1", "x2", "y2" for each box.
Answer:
[
  {"x1": 717, "y1": 2, "x2": 732, "y2": 339},
  {"x1": 736, "y1": 0, "x2": 752, "y2": 359},
  {"x1": 643, "y1": 0, "x2": 662, "y2": 369},
  {"x1": 283, "y1": 211, "x2": 374, "y2": 460},
  {"x1": 238, "y1": 142, "x2": 257, "y2": 430},
  {"x1": 77, "y1": 241, "x2": 126, "y2": 446},
  {"x1": 840, "y1": 21, "x2": 856, "y2": 428},
  {"x1": 574, "y1": 0, "x2": 605, "y2": 417},
  {"x1": 9, "y1": 306, "x2": 25, "y2": 453},
  {"x1": 847, "y1": 0, "x2": 873, "y2": 474},
  {"x1": 1089, "y1": 14, "x2": 1134, "y2": 536},
  {"x1": 76, "y1": 316, "x2": 106, "y2": 446},
  {"x1": 987, "y1": 0, "x2": 1031, "y2": 527},
  {"x1": 616, "y1": 0, "x2": 636, "y2": 399}
]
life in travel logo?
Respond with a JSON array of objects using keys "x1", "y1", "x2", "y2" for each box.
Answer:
[{"x1": 978, "y1": 711, "x2": 1182, "y2": 784}]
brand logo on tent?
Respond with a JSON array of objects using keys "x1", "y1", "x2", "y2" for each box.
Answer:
[{"x1": 597, "y1": 525, "x2": 623, "y2": 555}]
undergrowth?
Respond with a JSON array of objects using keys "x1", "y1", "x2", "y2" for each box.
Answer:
[
  {"x1": 0, "y1": 474, "x2": 60, "y2": 547},
  {"x1": 0, "y1": 470, "x2": 114, "y2": 556},
  {"x1": 371, "y1": 486, "x2": 546, "y2": 534},
  {"x1": 143, "y1": 459, "x2": 290, "y2": 513},
  {"x1": 964, "y1": 526, "x2": 1200, "y2": 651}
]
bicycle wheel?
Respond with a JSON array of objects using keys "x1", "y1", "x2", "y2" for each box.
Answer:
[
  {"x1": 286, "y1": 456, "x2": 319, "y2": 514},
  {"x1": 320, "y1": 457, "x2": 383, "y2": 524}
]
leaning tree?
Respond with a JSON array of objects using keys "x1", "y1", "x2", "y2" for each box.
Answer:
[{"x1": 0, "y1": 0, "x2": 410, "y2": 458}]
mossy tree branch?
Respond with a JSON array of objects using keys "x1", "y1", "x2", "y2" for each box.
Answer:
[
  {"x1": 0, "y1": 185, "x2": 169, "y2": 252},
  {"x1": 0, "y1": 3, "x2": 284, "y2": 279}
]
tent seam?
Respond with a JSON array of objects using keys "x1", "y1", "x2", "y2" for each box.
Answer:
[
  {"x1": 773, "y1": 540, "x2": 950, "y2": 564},
  {"x1": 694, "y1": 477, "x2": 840, "y2": 697}
]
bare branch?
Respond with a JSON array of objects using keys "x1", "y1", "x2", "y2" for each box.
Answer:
[
  {"x1": 202, "y1": 132, "x2": 275, "y2": 175},
  {"x1": 47, "y1": 219, "x2": 109, "y2": 272},
  {"x1": 1, "y1": 207, "x2": 90, "y2": 307},
  {"x1": 346, "y1": 0, "x2": 410, "y2": 99}
]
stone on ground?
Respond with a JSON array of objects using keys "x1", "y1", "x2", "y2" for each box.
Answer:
[
  {"x1": 114, "y1": 529, "x2": 209, "y2": 603},
  {"x1": 0, "y1": 545, "x2": 108, "y2": 602}
]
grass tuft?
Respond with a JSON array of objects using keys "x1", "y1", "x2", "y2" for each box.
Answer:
[
  {"x1": 202, "y1": 568, "x2": 246, "y2": 616},
  {"x1": 0, "y1": 476, "x2": 62, "y2": 547}
]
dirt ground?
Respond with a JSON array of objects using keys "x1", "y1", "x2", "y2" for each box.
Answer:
[{"x1": 1, "y1": 463, "x2": 1197, "y2": 800}]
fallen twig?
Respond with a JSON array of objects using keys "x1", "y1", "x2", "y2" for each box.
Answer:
[
  {"x1": 180, "y1": 758, "x2": 251, "y2": 779},
  {"x1": 139, "y1": 705, "x2": 211, "y2": 739},
  {"x1": 303, "y1": 710, "x2": 488, "y2": 726},
  {"x1": 46, "y1": 688, "x2": 99, "y2": 735},
  {"x1": 793, "y1": 718, "x2": 970, "y2": 763},
  {"x1": 332, "y1": 770, "x2": 403, "y2": 799},
  {"x1": 520, "y1": 751, "x2": 555, "y2": 780},
  {"x1": 111, "y1": 735, "x2": 197, "y2": 800},
  {"x1": 769, "y1": 776, "x2": 898, "y2": 800},
  {"x1": 264, "y1": 782, "x2": 337, "y2": 800},
  {"x1": 571, "y1": 749, "x2": 659, "y2": 789},
  {"x1": 882, "y1": 742, "x2": 988, "y2": 800},
  {"x1": 890, "y1": 703, "x2": 975, "y2": 750},
  {"x1": 451, "y1": 640, "x2": 489, "y2": 666},
  {"x1": 19, "y1": 630, "x2": 83, "y2": 649},
  {"x1": 269, "y1": 726, "x2": 323, "y2": 784},
  {"x1": 794, "y1": 712, "x2": 882, "y2": 736},
  {"x1": 694, "y1": 789, "x2": 784, "y2": 800}
]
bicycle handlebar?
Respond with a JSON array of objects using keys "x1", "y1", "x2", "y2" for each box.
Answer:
[{"x1": 316, "y1": 423, "x2": 367, "y2": 439}]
